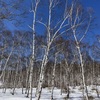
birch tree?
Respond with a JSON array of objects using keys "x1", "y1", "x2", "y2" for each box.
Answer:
[
  {"x1": 69, "y1": 1, "x2": 92, "y2": 100},
  {"x1": 28, "y1": 0, "x2": 40, "y2": 100},
  {"x1": 35, "y1": 0, "x2": 85, "y2": 99}
]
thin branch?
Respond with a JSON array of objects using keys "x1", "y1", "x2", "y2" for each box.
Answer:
[
  {"x1": 79, "y1": 15, "x2": 92, "y2": 43},
  {"x1": 37, "y1": 21, "x2": 47, "y2": 29}
]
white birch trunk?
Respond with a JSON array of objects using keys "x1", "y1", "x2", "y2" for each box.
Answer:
[
  {"x1": 36, "y1": 46, "x2": 49, "y2": 100},
  {"x1": 71, "y1": 5, "x2": 91, "y2": 98},
  {"x1": 29, "y1": 1, "x2": 40, "y2": 100},
  {"x1": 73, "y1": 30, "x2": 89, "y2": 100},
  {"x1": 51, "y1": 54, "x2": 57, "y2": 100},
  {"x1": 0, "y1": 48, "x2": 13, "y2": 80},
  {"x1": 60, "y1": 62, "x2": 63, "y2": 95}
]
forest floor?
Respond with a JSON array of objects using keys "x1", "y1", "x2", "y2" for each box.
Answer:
[{"x1": 0, "y1": 86, "x2": 100, "y2": 100}]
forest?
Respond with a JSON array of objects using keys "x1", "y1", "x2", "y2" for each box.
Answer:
[{"x1": 0, "y1": 0, "x2": 100, "y2": 100}]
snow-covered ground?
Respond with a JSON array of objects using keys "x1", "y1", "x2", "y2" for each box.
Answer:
[{"x1": 0, "y1": 86, "x2": 99, "y2": 100}]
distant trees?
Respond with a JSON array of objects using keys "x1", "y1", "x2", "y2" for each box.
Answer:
[
  {"x1": 0, "y1": 29, "x2": 100, "y2": 99},
  {"x1": 90, "y1": 35, "x2": 100, "y2": 60}
]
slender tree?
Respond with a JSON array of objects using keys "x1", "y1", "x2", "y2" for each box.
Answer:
[{"x1": 69, "y1": 1, "x2": 92, "y2": 100}]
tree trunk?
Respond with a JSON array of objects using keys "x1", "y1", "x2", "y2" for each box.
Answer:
[
  {"x1": 51, "y1": 54, "x2": 57, "y2": 100},
  {"x1": 77, "y1": 46, "x2": 89, "y2": 100},
  {"x1": 36, "y1": 47, "x2": 49, "y2": 100},
  {"x1": 60, "y1": 62, "x2": 63, "y2": 95}
]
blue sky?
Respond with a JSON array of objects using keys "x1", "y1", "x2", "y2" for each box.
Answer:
[
  {"x1": 81, "y1": 0, "x2": 100, "y2": 44},
  {"x1": 4, "y1": 0, "x2": 100, "y2": 45}
]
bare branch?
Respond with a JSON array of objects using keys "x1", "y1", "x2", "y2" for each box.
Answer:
[
  {"x1": 79, "y1": 15, "x2": 92, "y2": 43},
  {"x1": 37, "y1": 20, "x2": 47, "y2": 29}
]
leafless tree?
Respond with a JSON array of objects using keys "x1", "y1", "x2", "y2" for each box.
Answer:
[{"x1": 69, "y1": 1, "x2": 92, "y2": 100}]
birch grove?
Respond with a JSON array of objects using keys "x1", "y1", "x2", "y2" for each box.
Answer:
[{"x1": 0, "y1": 0, "x2": 100, "y2": 100}]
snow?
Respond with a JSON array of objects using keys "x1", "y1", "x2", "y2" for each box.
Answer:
[{"x1": 0, "y1": 86, "x2": 99, "y2": 100}]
